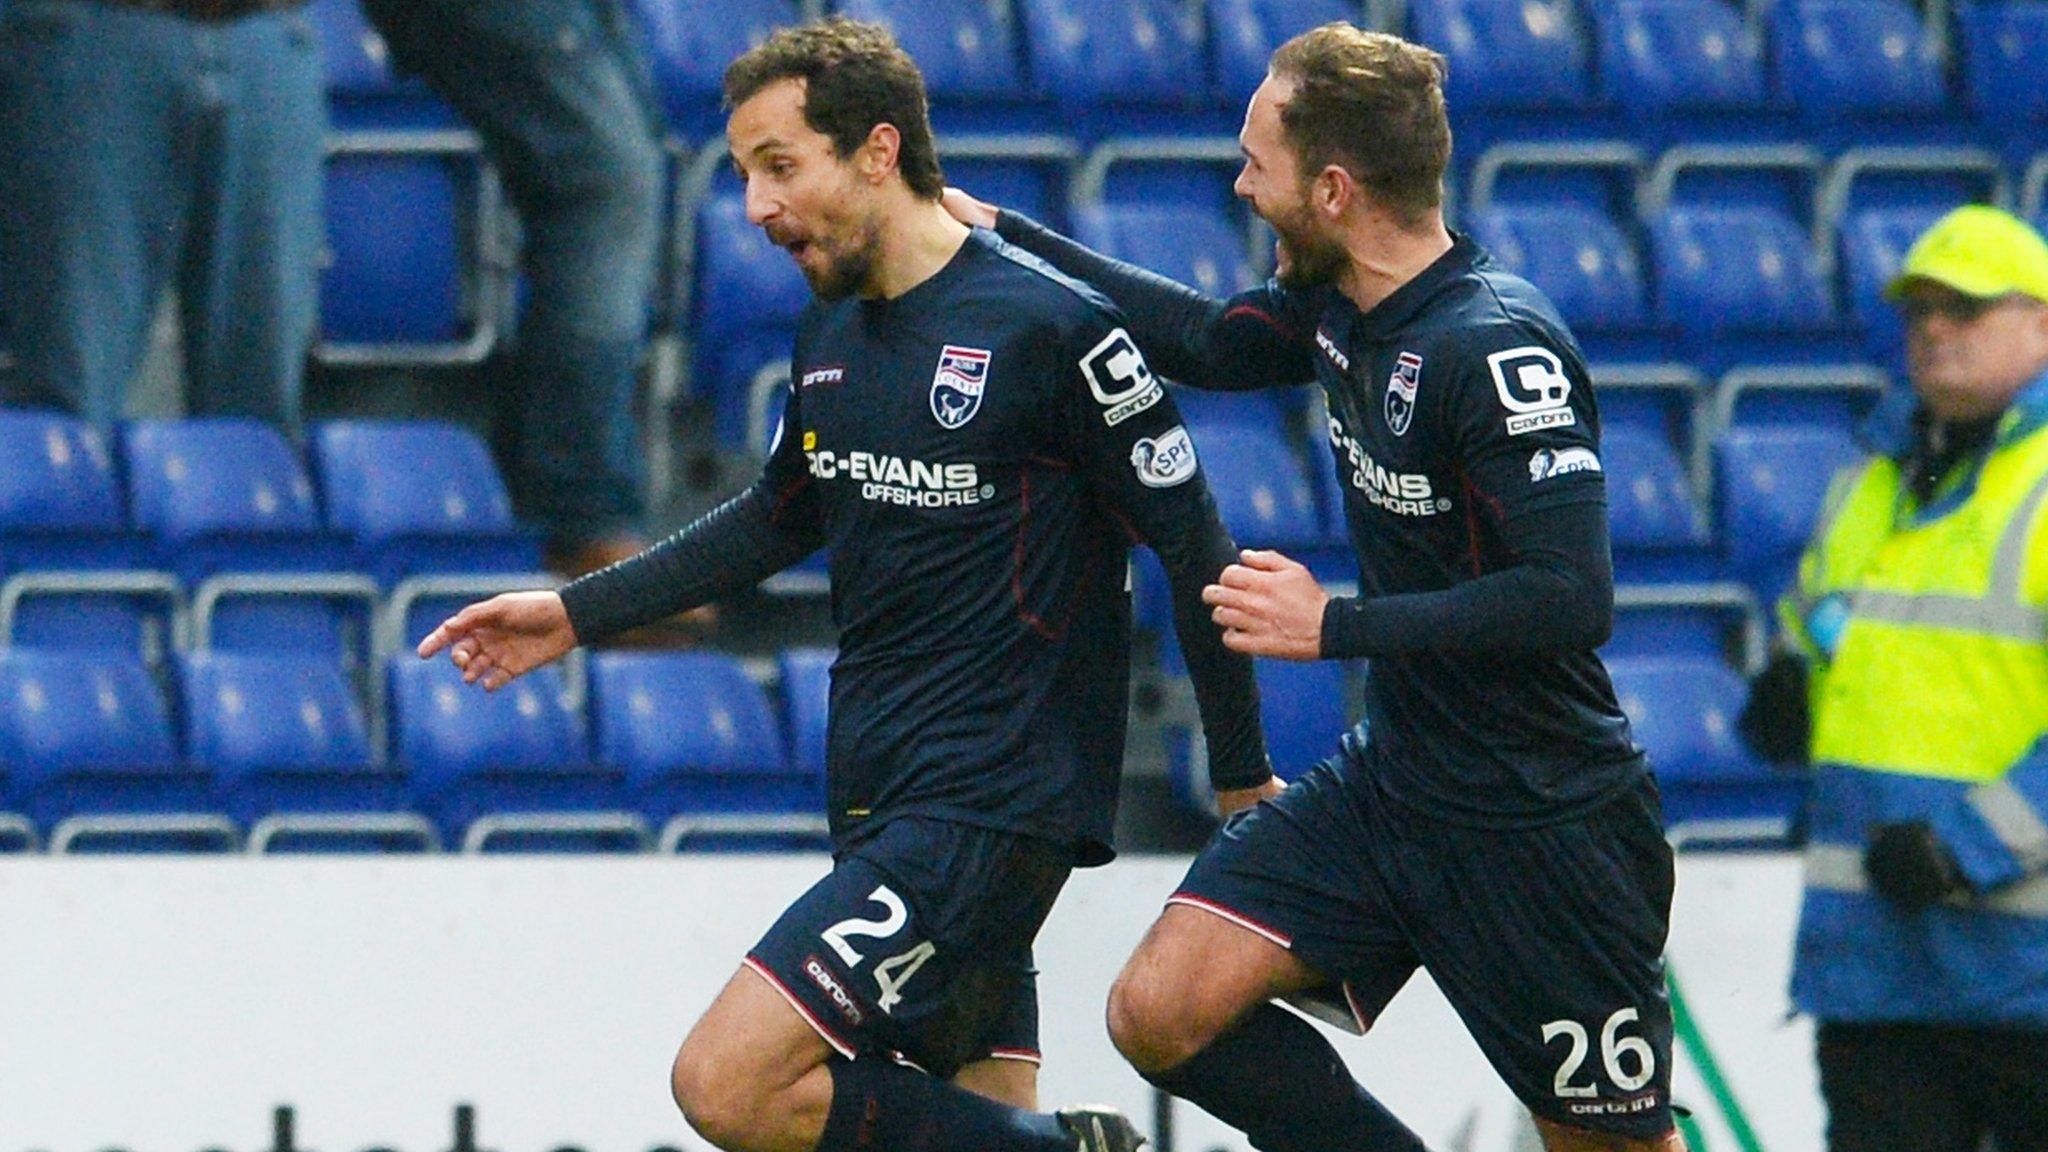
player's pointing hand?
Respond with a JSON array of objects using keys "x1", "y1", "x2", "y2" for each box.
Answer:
[
  {"x1": 1203, "y1": 549, "x2": 1328, "y2": 661},
  {"x1": 416, "y1": 590, "x2": 579, "y2": 691}
]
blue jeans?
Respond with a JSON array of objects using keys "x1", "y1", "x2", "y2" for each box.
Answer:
[
  {"x1": 364, "y1": 0, "x2": 661, "y2": 548},
  {"x1": 0, "y1": 0, "x2": 323, "y2": 433}
]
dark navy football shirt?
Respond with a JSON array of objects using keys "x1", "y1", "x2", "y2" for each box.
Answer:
[
  {"x1": 994, "y1": 217, "x2": 1646, "y2": 827},
  {"x1": 561, "y1": 228, "x2": 1268, "y2": 863}
]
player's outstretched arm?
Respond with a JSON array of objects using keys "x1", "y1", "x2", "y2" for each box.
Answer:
[
  {"x1": 417, "y1": 590, "x2": 578, "y2": 691},
  {"x1": 943, "y1": 186, "x2": 1314, "y2": 392}
]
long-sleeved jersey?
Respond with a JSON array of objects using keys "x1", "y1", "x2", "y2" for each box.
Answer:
[
  {"x1": 560, "y1": 228, "x2": 1269, "y2": 863},
  {"x1": 995, "y1": 214, "x2": 1644, "y2": 827}
]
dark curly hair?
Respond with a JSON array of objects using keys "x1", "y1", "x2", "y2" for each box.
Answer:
[{"x1": 724, "y1": 17, "x2": 945, "y2": 200}]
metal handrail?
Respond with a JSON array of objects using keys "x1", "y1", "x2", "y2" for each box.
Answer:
[
  {"x1": 247, "y1": 811, "x2": 442, "y2": 854},
  {"x1": 658, "y1": 811, "x2": 831, "y2": 853},
  {"x1": 1612, "y1": 581, "x2": 1768, "y2": 674},
  {"x1": 1468, "y1": 140, "x2": 1643, "y2": 215},
  {"x1": 0, "y1": 568, "x2": 187, "y2": 658},
  {"x1": 462, "y1": 810, "x2": 651, "y2": 853},
  {"x1": 49, "y1": 813, "x2": 242, "y2": 854}
]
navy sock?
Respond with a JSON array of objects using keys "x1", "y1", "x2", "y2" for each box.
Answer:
[
  {"x1": 817, "y1": 1056, "x2": 1074, "y2": 1152},
  {"x1": 1144, "y1": 1003, "x2": 1428, "y2": 1152}
]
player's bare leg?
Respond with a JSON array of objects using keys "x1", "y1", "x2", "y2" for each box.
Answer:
[
  {"x1": 672, "y1": 965, "x2": 838, "y2": 1152},
  {"x1": 673, "y1": 965, "x2": 1138, "y2": 1152},
  {"x1": 1107, "y1": 903, "x2": 1321, "y2": 1071},
  {"x1": 1533, "y1": 1117, "x2": 1688, "y2": 1152},
  {"x1": 1109, "y1": 904, "x2": 1429, "y2": 1152},
  {"x1": 953, "y1": 1054, "x2": 1039, "y2": 1108}
]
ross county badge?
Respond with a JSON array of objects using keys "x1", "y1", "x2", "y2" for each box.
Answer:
[
  {"x1": 930, "y1": 344, "x2": 991, "y2": 429},
  {"x1": 1385, "y1": 351, "x2": 1422, "y2": 437}
]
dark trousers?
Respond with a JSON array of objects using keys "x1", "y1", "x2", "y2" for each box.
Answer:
[{"x1": 1818, "y1": 1020, "x2": 2048, "y2": 1152}]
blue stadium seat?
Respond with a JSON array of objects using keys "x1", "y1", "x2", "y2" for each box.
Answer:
[
  {"x1": 0, "y1": 649, "x2": 232, "y2": 851},
  {"x1": 1191, "y1": 424, "x2": 1324, "y2": 551},
  {"x1": 122, "y1": 418, "x2": 338, "y2": 579},
  {"x1": 192, "y1": 573, "x2": 380, "y2": 676},
  {"x1": 1714, "y1": 366, "x2": 1888, "y2": 432},
  {"x1": 692, "y1": 194, "x2": 811, "y2": 446},
  {"x1": 389, "y1": 656, "x2": 631, "y2": 851},
  {"x1": 1646, "y1": 203, "x2": 1842, "y2": 369},
  {"x1": 1603, "y1": 425, "x2": 1714, "y2": 582},
  {"x1": 1071, "y1": 203, "x2": 1258, "y2": 299},
  {"x1": 938, "y1": 149, "x2": 1074, "y2": 232},
  {"x1": 1766, "y1": 0, "x2": 1945, "y2": 137},
  {"x1": 313, "y1": 420, "x2": 537, "y2": 584},
  {"x1": 1253, "y1": 658, "x2": 1348, "y2": 779},
  {"x1": 1467, "y1": 203, "x2": 1653, "y2": 355},
  {"x1": 178, "y1": 651, "x2": 427, "y2": 852},
  {"x1": 1307, "y1": 432, "x2": 1353, "y2": 547},
  {"x1": 0, "y1": 411, "x2": 136, "y2": 573},
  {"x1": 1957, "y1": 2, "x2": 2048, "y2": 132},
  {"x1": 837, "y1": 0, "x2": 1026, "y2": 102},
  {"x1": 593, "y1": 651, "x2": 822, "y2": 848},
  {"x1": 1208, "y1": 0, "x2": 1360, "y2": 104},
  {"x1": 321, "y1": 137, "x2": 494, "y2": 359},
  {"x1": 0, "y1": 569, "x2": 184, "y2": 669},
  {"x1": 1605, "y1": 582, "x2": 1763, "y2": 665},
  {"x1": 1837, "y1": 204, "x2": 1948, "y2": 371},
  {"x1": 1018, "y1": 0, "x2": 1208, "y2": 109},
  {"x1": 1715, "y1": 422, "x2": 1862, "y2": 608},
  {"x1": 778, "y1": 646, "x2": 834, "y2": 778},
  {"x1": 1594, "y1": 370, "x2": 1708, "y2": 462},
  {"x1": 1169, "y1": 659, "x2": 1348, "y2": 813},
  {"x1": 1589, "y1": 0, "x2": 1773, "y2": 138},
  {"x1": 1825, "y1": 149, "x2": 2008, "y2": 365},
  {"x1": 1168, "y1": 387, "x2": 1296, "y2": 440},
  {"x1": 1408, "y1": 0, "x2": 1596, "y2": 114},
  {"x1": 1608, "y1": 653, "x2": 1802, "y2": 830},
  {"x1": 633, "y1": 0, "x2": 801, "y2": 134},
  {"x1": 1409, "y1": 0, "x2": 1607, "y2": 165}
]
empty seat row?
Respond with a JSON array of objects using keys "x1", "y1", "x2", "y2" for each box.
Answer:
[
  {"x1": 314, "y1": 0, "x2": 2048, "y2": 147},
  {"x1": 0, "y1": 646, "x2": 836, "y2": 855},
  {"x1": 1425, "y1": 0, "x2": 2048, "y2": 148},
  {"x1": 0, "y1": 413, "x2": 534, "y2": 588},
  {"x1": 1466, "y1": 142, "x2": 2043, "y2": 373}
]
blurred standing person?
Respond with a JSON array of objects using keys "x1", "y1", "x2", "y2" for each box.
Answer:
[
  {"x1": 362, "y1": 0, "x2": 663, "y2": 576},
  {"x1": 0, "y1": 0, "x2": 323, "y2": 433},
  {"x1": 1741, "y1": 204, "x2": 2048, "y2": 1152}
]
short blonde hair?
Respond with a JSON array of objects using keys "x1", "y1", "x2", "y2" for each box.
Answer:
[{"x1": 1270, "y1": 24, "x2": 1451, "y2": 227}]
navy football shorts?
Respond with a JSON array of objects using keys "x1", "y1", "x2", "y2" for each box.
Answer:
[
  {"x1": 1172, "y1": 735, "x2": 1678, "y2": 1139},
  {"x1": 746, "y1": 815, "x2": 1071, "y2": 1080}
]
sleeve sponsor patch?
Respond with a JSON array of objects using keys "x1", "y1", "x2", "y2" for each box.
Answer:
[
  {"x1": 1528, "y1": 446, "x2": 1602, "y2": 482},
  {"x1": 1487, "y1": 345, "x2": 1578, "y2": 436},
  {"x1": 1130, "y1": 425, "x2": 1199, "y2": 487},
  {"x1": 1081, "y1": 327, "x2": 1163, "y2": 426}
]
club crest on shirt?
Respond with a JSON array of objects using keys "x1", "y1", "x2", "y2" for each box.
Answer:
[
  {"x1": 930, "y1": 345, "x2": 991, "y2": 429},
  {"x1": 1384, "y1": 351, "x2": 1422, "y2": 437}
]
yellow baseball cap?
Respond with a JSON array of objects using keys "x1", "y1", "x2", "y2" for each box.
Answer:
[{"x1": 1885, "y1": 204, "x2": 2048, "y2": 305}]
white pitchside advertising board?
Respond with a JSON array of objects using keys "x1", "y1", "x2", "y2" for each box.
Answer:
[{"x1": 0, "y1": 855, "x2": 1820, "y2": 1152}]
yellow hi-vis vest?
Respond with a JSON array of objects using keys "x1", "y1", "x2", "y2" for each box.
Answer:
[
  {"x1": 1785, "y1": 404, "x2": 2048, "y2": 1025},
  {"x1": 1788, "y1": 415, "x2": 2048, "y2": 784}
]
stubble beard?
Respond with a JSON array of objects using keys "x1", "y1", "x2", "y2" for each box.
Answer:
[{"x1": 806, "y1": 215, "x2": 885, "y2": 302}]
